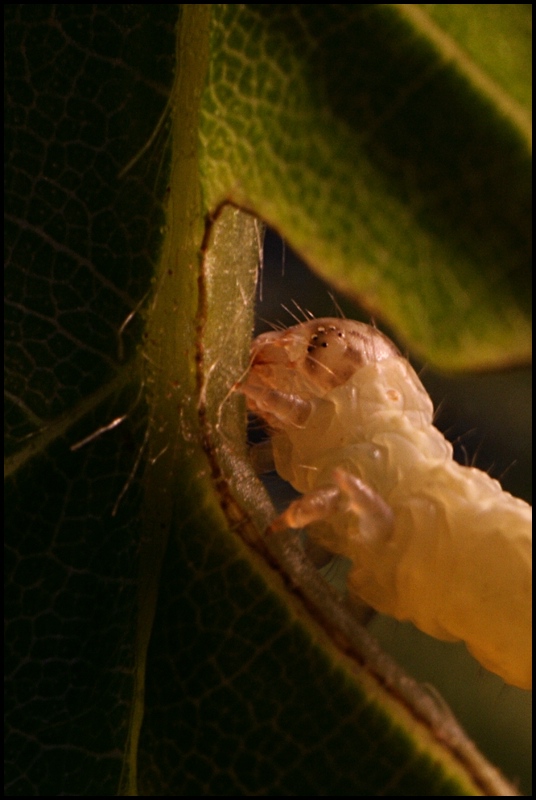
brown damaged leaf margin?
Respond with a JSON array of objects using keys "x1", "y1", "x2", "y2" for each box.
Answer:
[{"x1": 194, "y1": 202, "x2": 520, "y2": 797}]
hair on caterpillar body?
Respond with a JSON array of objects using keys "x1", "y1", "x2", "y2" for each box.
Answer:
[{"x1": 238, "y1": 318, "x2": 532, "y2": 690}]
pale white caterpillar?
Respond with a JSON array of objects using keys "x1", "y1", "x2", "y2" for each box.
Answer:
[{"x1": 239, "y1": 318, "x2": 532, "y2": 690}]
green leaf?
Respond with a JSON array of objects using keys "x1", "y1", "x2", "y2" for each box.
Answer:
[
  {"x1": 5, "y1": 5, "x2": 530, "y2": 797},
  {"x1": 200, "y1": 4, "x2": 531, "y2": 369},
  {"x1": 5, "y1": 5, "x2": 177, "y2": 795}
]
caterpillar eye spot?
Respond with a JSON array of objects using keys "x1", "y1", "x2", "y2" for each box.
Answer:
[{"x1": 241, "y1": 316, "x2": 532, "y2": 690}]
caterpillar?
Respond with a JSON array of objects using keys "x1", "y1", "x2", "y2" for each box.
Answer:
[{"x1": 239, "y1": 318, "x2": 532, "y2": 690}]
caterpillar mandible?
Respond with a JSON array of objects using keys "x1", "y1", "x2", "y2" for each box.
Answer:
[{"x1": 239, "y1": 318, "x2": 532, "y2": 690}]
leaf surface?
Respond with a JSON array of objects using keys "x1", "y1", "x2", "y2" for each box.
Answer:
[{"x1": 200, "y1": 4, "x2": 531, "y2": 369}]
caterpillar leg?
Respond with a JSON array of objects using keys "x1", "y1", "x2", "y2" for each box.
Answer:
[
  {"x1": 249, "y1": 439, "x2": 275, "y2": 474},
  {"x1": 239, "y1": 382, "x2": 312, "y2": 429},
  {"x1": 269, "y1": 484, "x2": 343, "y2": 533},
  {"x1": 332, "y1": 469, "x2": 394, "y2": 537},
  {"x1": 269, "y1": 469, "x2": 393, "y2": 552}
]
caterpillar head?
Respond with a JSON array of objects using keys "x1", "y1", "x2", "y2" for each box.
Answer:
[{"x1": 246, "y1": 318, "x2": 400, "y2": 397}]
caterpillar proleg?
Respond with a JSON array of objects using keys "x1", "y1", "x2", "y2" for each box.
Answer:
[{"x1": 239, "y1": 318, "x2": 532, "y2": 690}]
